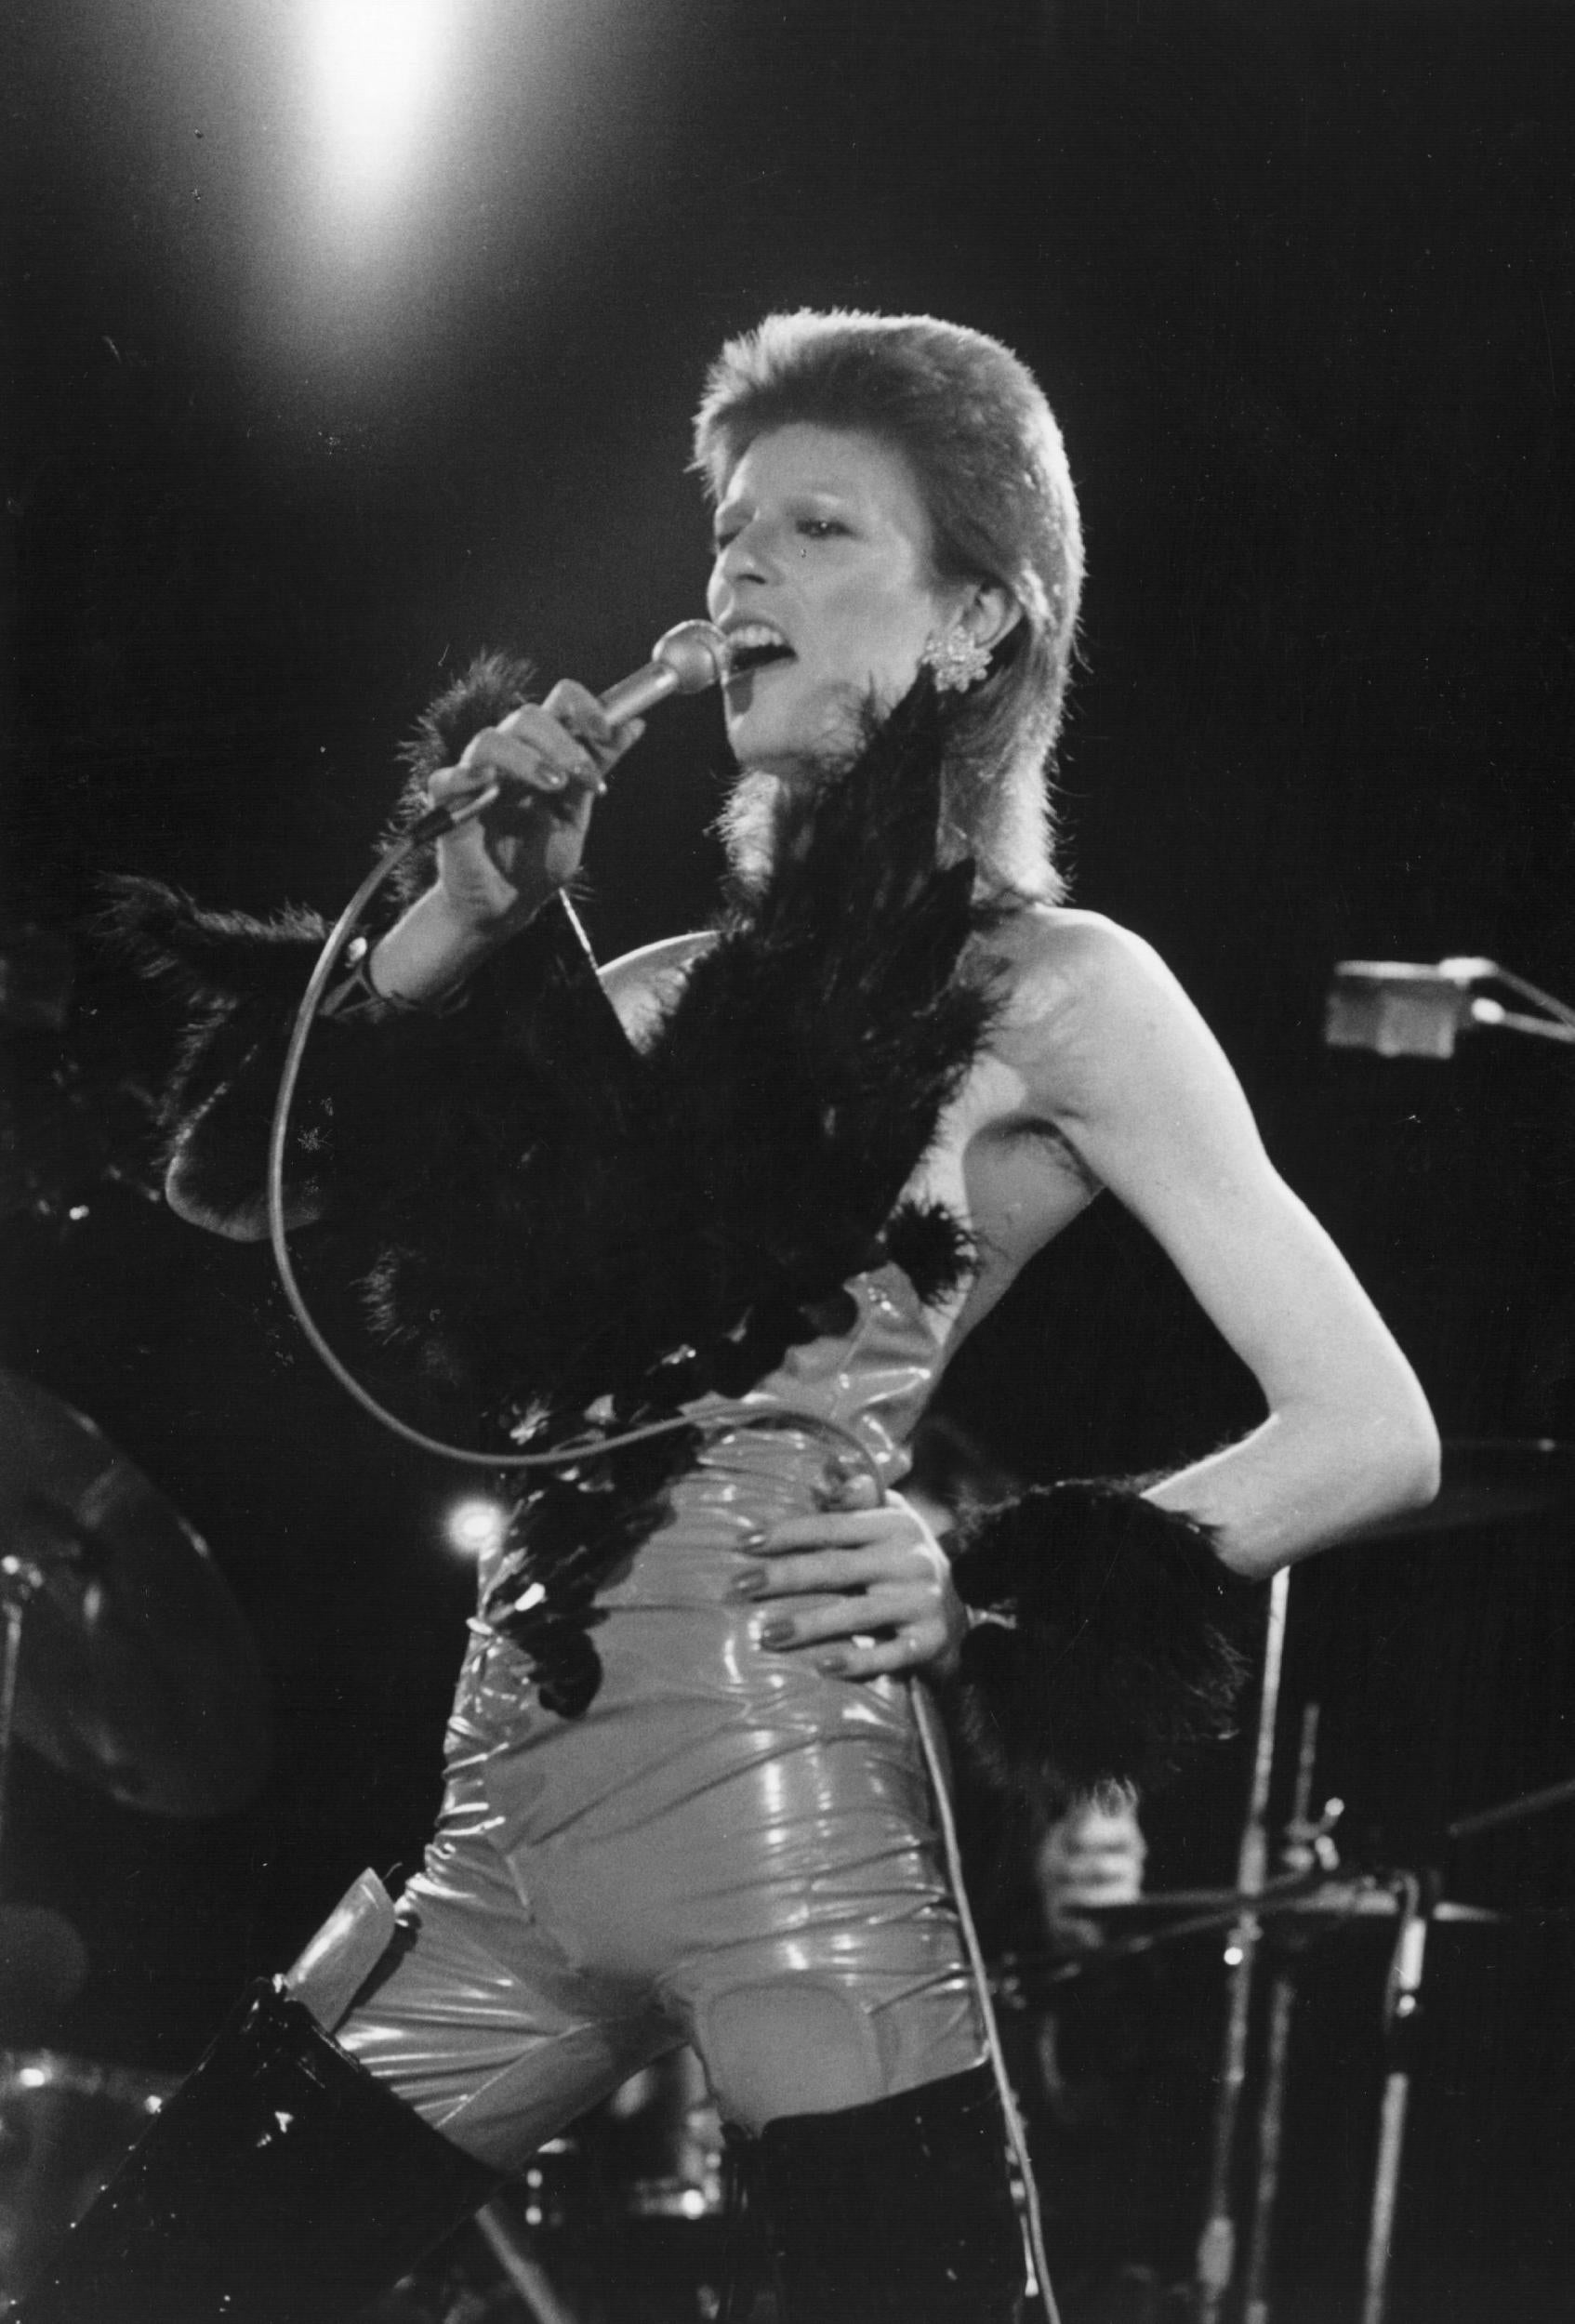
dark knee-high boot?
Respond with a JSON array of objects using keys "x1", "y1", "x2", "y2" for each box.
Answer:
[
  {"x1": 15, "y1": 1933, "x2": 501, "y2": 2324},
  {"x1": 747, "y1": 2063, "x2": 1028, "y2": 2323}
]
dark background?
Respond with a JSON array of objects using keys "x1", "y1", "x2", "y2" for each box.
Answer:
[{"x1": 5, "y1": 2, "x2": 1574, "y2": 2316}]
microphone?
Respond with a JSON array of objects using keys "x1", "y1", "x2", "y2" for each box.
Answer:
[
  {"x1": 1326, "y1": 957, "x2": 1575, "y2": 1056},
  {"x1": 598, "y1": 618, "x2": 727, "y2": 724},
  {"x1": 1324, "y1": 958, "x2": 1493, "y2": 1059},
  {"x1": 417, "y1": 619, "x2": 727, "y2": 839}
]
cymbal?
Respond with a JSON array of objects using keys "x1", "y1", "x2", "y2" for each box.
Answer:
[
  {"x1": 992, "y1": 1882, "x2": 1509, "y2": 1987},
  {"x1": 0, "y1": 1371, "x2": 270, "y2": 1817},
  {"x1": 1347, "y1": 1437, "x2": 1575, "y2": 1542},
  {"x1": 1081, "y1": 1884, "x2": 1504, "y2": 1924}
]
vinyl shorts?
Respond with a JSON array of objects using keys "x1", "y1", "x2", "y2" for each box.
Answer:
[{"x1": 337, "y1": 1420, "x2": 985, "y2": 2166}]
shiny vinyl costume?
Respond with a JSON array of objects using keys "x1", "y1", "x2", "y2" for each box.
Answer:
[{"x1": 338, "y1": 1263, "x2": 985, "y2": 2164}]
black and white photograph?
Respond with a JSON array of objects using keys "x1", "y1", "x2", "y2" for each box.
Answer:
[{"x1": 4, "y1": 5, "x2": 1573, "y2": 2318}]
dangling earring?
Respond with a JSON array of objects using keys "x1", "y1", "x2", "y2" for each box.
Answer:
[{"x1": 921, "y1": 625, "x2": 994, "y2": 694}]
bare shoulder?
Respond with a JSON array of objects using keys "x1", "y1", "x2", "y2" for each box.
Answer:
[
  {"x1": 992, "y1": 903, "x2": 1178, "y2": 1005},
  {"x1": 599, "y1": 930, "x2": 716, "y2": 1046},
  {"x1": 990, "y1": 905, "x2": 1221, "y2": 1118}
]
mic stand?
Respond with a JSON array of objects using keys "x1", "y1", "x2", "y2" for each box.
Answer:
[
  {"x1": 1241, "y1": 1703, "x2": 1330, "y2": 2324},
  {"x1": 1193, "y1": 1563, "x2": 1291, "y2": 2324},
  {"x1": 1360, "y1": 1868, "x2": 1437, "y2": 2324}
]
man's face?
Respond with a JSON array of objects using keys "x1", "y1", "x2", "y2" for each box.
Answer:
[{"x1": 707, "y1": 423, "x2": 956, "y2": 781}]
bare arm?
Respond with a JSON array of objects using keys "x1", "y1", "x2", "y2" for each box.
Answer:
[
  {"x1": 1013, "y1": 914, "x2": 1440, "y2": 1578},
  {"x1": 734, "y1": 910, "x2": 1438, "y2": 1670}
]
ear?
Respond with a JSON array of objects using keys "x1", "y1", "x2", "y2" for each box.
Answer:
[{"x1": 961, "y1": 583, "x2": 1022, "y2": 654}]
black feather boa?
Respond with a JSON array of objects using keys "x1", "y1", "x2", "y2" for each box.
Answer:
[
  {"x1": 106, "y1": 656, "x2": 998, "y2": 1711},
  {"x1": 358, "y1": 670, "x2": 997, "y2": 1426},
  {"x1": 946, "y1": 1481, "x2": 1262, "y2": 1804}
]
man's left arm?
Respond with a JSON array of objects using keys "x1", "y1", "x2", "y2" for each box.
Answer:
[
  {"x1": 732, "y1": 911, "x2": 1440, "y2": 1670},
  {"x1": 1022, "y1": 916, "x2": 1440, "y2": 1578}
]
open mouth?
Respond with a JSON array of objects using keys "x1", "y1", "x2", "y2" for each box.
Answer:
[{"x1": 723, "y1": 623, "x2": 796, "y2": 680}]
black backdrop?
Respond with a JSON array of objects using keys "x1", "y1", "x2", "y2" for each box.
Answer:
[{"x1": 5, "y1": 4, "x2": 1575, "y2": 2315}]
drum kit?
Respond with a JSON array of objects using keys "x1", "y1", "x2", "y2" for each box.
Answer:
[
  {"x1": 996, "y1": 1438, "x2": 1575, "y2": 2324},
  {"x1": 0, "y1": 1367, "x2": 269, "y2": 2305},
  {"x1": 0, "y1": 1364, "x2": 1571, "y2": 2321}
]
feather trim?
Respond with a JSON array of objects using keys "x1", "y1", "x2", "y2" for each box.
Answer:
[
  {"x1": 131, "y1": 659, "x2": 999, "y2": 1710},
  {"x1": 382, "y1": 651, "x2": 540, "y2": 909},
  {"x1": 100, "y1": 876, "x2": 330, "y2": 1008},
  {"x1": 946, "y1": 1480, "x2": 1262, "y2": 1804},
  {"x1": 362, "y1": 671, "x2": 997, "y2": 1417},
  {"x1": 98, "y1": 877, "x2": 342, "y2": 1221}
]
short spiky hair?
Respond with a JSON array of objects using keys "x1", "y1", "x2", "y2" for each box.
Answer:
[{"x1": 693, "y1": 310, "x2": 1083, "y2": 899}]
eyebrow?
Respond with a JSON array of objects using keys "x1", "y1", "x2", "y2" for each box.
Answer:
[{"x1": 713, "y1": 481, "x2": 861, "y2": 522}]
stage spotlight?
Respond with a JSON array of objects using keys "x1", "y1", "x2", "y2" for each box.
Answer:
[
  {"x1": 305, "y1": 0, "x2": 459, "y2": 218},
  {"x1": 443, "y1": 1496, "x2": 510, "y2": 1561}
]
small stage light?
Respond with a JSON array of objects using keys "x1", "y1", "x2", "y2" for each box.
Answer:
[{"x1": 443, "y1": 1497, "x2": 510, "y2": 1560}]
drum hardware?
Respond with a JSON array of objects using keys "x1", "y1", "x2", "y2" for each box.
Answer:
[
  {"x1": 475, "y1": 2190, "x2": 587, "y2": 2324},
  {"x1": 0, "y1": 1374, "x2": 271, "y2": 2303},
  {"x1": 988, "y1": 1509, "x2": 1538, "y2": 2324},
  {"x1": 999, "y1": 1819, "x2": 1544, "y2": 2324},
  {"x1": 1238, "y1": 1703, "x2": 1323, "y2": 2324},
  {"x1": 0, "y1": 1559, "x2": 44, "y2": 1884},
  {"x1": 0, "y1": 2048, "x2": 174, "y2": 2301},
  {"x1": 1185, "y1": 1436, "x2": 1575, "y2": 2324},
  {"x1": 0, "y1": 1369, "x2": 271, "y2": 1821},
  {"x1": 1357, "y1": 1763, "x2": 1575, "y2": 2324},
  {"x1": 421, "y1": 2119, "x2": 730, "y2": 2324},
  {"x1": 1445, "y1": 1768, "x2": 1575, "y2": 1845},
  {"x1": 995, "y1": 1878, "x2": 1504, "y2": 1998},
  {"x1": 1321, "y1": 958, "x2": 1575, "y2": 2313},
  {"x1": 620, "y1": 2058, "x2": 726, "y2": 2225},
  {"x1": 1190, "y1": 1562, "x2": 1290, "y2": 2324}
]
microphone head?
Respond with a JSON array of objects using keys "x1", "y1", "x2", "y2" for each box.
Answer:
[
  {"x1": 1325, "y1": 962, "x2": 1475, "y2": 1059},
  {"x1": 650, "y1": 620, "x2": 727, "y2": 695}
]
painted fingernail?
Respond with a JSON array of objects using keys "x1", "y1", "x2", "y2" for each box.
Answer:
[
  {"x1": 814, "y1": 1653, "x2": 848, "y2": 1676},
  {"x1": 730, "y1": 1569, "x2": 766, "y2": 1599},
  {"x1": 759, "y1": 1620, "x2": 795, "y2": 1649}
]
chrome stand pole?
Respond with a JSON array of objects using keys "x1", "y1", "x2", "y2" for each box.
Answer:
[
  {"x1": 1193, "y1": 1564, "x2": 1291, "y2": 2324},
  {"x1": 1240, "y1": 1702, "x2": 1322, "y2": 2324},
  {"x1": 1360, "y1": 1875, "x2": 1434, "y2": 2324}
]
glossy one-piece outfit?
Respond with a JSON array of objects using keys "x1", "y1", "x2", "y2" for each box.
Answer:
[
  {"x1": 20, "y1": 698, "x2": 1039, "y2": 2318},
  {"x1": 338, "y1": 1261, "x2": 987, "y2": 2161}
]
